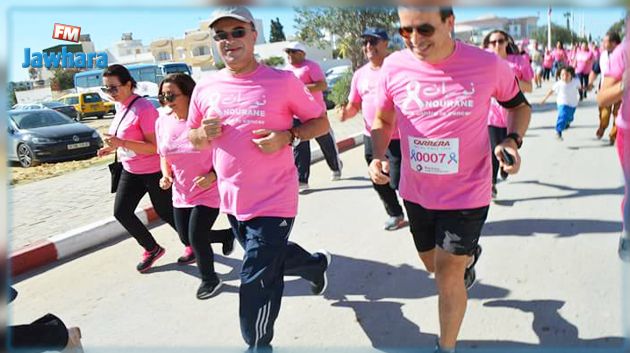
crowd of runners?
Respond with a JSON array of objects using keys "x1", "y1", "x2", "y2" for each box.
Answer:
[{"x1": 9, "y1": 5, "x2": 630, "y2": 353}]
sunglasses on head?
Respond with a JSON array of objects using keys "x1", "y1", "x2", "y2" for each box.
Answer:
[
  {"x1": 361, "y1": 37, "x2": 381, "y2": 46},
  {"x1": 398, "y1": 24, "x2": 436, "y2": 39},
  {"x1": 158, "y1": 93, "x2": 182, "y2": 103},
  {"x1": 213, "y1": 27, "x2": 248, "y2": 41},
  {"x1": 488, "y1": 38, "x2": 507, "y2": 46},
  {"x1": 101, "y1": 85, "x2": 122, "y2": 94}
]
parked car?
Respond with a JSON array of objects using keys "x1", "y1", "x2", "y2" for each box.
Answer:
[
  {"x1": 7, "y1": 109, "x2": 103, "y2": 167},
  {"x1": 57, "y1": 92, "x2": 108, "y2": 121},
  {"x1": 102, "y1": 98, "x2": 116, "y2": 115},
  {"x1": 12, "y1": 101, "x2": 79, "y2": 121}
]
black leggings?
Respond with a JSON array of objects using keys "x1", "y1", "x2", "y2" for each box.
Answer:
[
  {"x1": 488, "y1": 125, "x2": 507, "y2": 186},
  {"x1": 114, "y1": 170, "x2": 177, "y2": 251},
  {"x1": 10, "y1": 313, "x2": 69, "y2": 350},
  {"x1": 174, "y1": 206, "x2": 233, "y2": 281},
  {"x1": 543, "y1": 67, "x2": 551, "y2": 80},
  {"x1": 578, "y1": 73, "x2": 589, "y2": 99}
]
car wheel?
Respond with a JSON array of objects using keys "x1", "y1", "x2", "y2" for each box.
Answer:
[
  {"x1": 97, "y1": 115, "x2": 104, "y2": 119},
  {"x1": 17, "y1": 143, "x2": 36, "y2": 168}
]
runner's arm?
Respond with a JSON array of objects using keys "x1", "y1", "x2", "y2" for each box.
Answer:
[
  {"x1": 371, "y1": 109, "x2": 396, "y2": 160},
  {"x1": 340, "y1": 102, "x2": 361, "y2": 121},
  {"x1": 306, "y1": 80, "x2": 327, "y2": 93},
  {"x1": 597, "y1": 76, "x2": 624, "y2": 107}
]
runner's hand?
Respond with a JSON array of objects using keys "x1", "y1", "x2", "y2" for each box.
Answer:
[
  {"x1": 97, "y1": 146, "x2": 114, "y2": 157},
  {"x1": 159, "y1": 175, "x2": 173, "y2": 190},
  {"x1": 201, "y1": 117, "x2": 222, "y2": 141},
  {"x1": 251, "y1": 129, "x2": 291, "y2": 154},
  {"x1": 494, "y1": 142, "x2": 521, "y2": 175},
  {"x1": 193, "y1": 172, "x2": 217, "y2": 189},
  {"x1": 369, "y1": 159, "x2": 390, "y2": 185}
]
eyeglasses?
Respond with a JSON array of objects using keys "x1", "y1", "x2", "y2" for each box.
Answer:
[
  {"x1": 285, "y1": 49, "x2": 302, "y2": 54},
  {"x1": 101, "y1": 85, "x2": 122, "y2": 94},
  {"x1": 158, "y1": 93, "x2": 182, "y2": 103},
  {"x1": 488, "y1": 39, "x2": 507, "y2": 46},
  {"x1": 213, "y1": 27, "x2": 249, "y2": 41},
  {"x1": 398, "y1": 24, "x2": 436, "y2": 39},
  {"x1": 362, "y1": 37, "x2": 381, "y2": 46}
]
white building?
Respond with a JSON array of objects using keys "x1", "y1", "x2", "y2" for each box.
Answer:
[
  {"x1": 107, "y1": 32, "x2": 155, "y2": 65},
  {"x1": 454, "y1": 14, "x2": 539, "y2": 44}
]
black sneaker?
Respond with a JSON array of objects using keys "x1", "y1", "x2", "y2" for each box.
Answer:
[
  {"x1": 136, "y1": 245, "x2": 165, "y2": 273},
  {"x1": 464, "y1": 245, "x2": 482, "y2": 290},
  {"x1": 222, "y1": 234, "x2": 235, "y2": 256},
  {"x1": 196, "y1": 277, "x2": 223, "y2": 300},
  {"x1": 311, "y1": 250, "x2": 332, "y2": 295},
  {"x1": 491, "y1": 184, "x2": 498, "y2": 199}
]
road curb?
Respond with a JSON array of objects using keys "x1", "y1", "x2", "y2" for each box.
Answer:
[{"x1": 10, "y1": 133, "x2": 365, "y2": 277}]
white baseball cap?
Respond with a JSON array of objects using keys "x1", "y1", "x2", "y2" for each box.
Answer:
[
  {"x1": 208, "y1": 6, "x2": 255, "y2": 28},
  {"x1": 284, "y1": 42, "x2": 307, "y2": 53}
]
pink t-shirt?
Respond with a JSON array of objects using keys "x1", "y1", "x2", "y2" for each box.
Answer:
[
  {"x1": 488, "y1": 54, "x2": 534, "y2": 128},
  {"x1": 348, "y1": 63, "x2": 400, "y2": 139},
  {"x1": 543, "y1": 52, "x2": 553, "y2": 68},
  {"x1": 155, "y1": 112, "x2": 219, "y2": 209},
  {"x1": 574, "y1": 50, "x2": 594, "y2": 74},
  {"x1": 552, "y1": 48, "x2": 567, "y2": 63},
  {"x1": 284, "y1": 59, "x2": 326, "y2": 109},
  {"x1": 108, "y1": 95, "x2": 160, "y2": 174},
  {"x1": 187, "y1": 64, "x2": 324, "y2": 221},
  {"x1": 376, "y1": 41, "x2": 521, "y2": 210},
  {"x1": 606, "y1": 40, "x2": 629, "y2": 131}
]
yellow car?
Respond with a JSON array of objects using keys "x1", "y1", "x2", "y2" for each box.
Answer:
[
  {"x1": 103, "y1": 99, "x2": 116, "y2": 115},
  {"x1": 58, "y1": 92, "x2": 108, "y2": 121}
]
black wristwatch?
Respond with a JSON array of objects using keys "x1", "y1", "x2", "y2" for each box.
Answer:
[{"x1": 505, "y1": 133, "x2": 523, "y2": 149}]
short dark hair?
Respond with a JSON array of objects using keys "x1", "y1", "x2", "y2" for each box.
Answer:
[
  {"x1": 562, "y1": 66, "x2": 576, "y2": 79},
  {"x1": 398, "y1": 6, "x2": 454, "y2": 23},
  {"x1": 439, "y1": 7, "x2": 454, "y2": 22},
  {"x1": 158, "y1": 73, "x2": 196, "y2": 105},
  {"x1": 607, "y1": 31, "x2": 622, "y2": 45},
  {"x1": 103, "y1": 64, "x2": 136, "y2": 89}
]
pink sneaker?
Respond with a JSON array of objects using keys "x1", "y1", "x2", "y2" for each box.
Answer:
[
  {"x1": 136, "y1": 245, "x2": 165, "y2": 272},
  {"x1": 177, "y1": 246, "x2": 196, "y2": 265}
]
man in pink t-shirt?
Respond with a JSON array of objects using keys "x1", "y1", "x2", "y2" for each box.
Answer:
[
  {"x1": 340, "y1": 27, "x2": 407, "y2": 231},
  {"x1": 186, "y1": 6, "x2": 332, "y2": 349},
  {"x1": 597, "y1": 22, "x2": 630, "y2": 262},
  {"x1": 283, "y1": 42, "x2": 342, "y2": 192},
  {"x1": 370, "y1": 7, "x2": 532, "y2": 352}
]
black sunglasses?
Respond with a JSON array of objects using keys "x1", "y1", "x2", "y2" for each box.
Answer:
[
  {"x1": 361, "y1": 37, "x2": 381, "y2": 46},
  {"x1": 213, "y1": 27, "x2": 248, "y2": 41},
  {"x1": 285, "y1": 49, "x2": 302, "y2": 54},
  {"x1": 101, "y1": 85, "x2": 122, "y2": 94},
  {"x1": 488, "y1": 38, "x2": 507, "y2": 46},
  {"x1": 158, "y1": 93, "x2": 182, "y2": 103},
  {"x1": 398, "y1": 24, "x2": 436, "y2": 39}
]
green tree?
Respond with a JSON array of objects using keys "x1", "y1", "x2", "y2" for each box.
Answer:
[
  {"x1": 262, "y1": 56, "x2": 285, "y2": 67},
  {"x1": 8, "y1": 87, "x2": 17, "y2": 108},
  {"x1": 50, "y1": 68, "x2": 80, "y2": 91},
  {"x1": 531, "y1": 22, "x2": 586, "y2": 48},
  {"x1": 608, "y1": 18, "x2": 626, "y2": 38},
  {"x1": 270, "y1": 17, "x2": 287, "y2": 43},
  {"x1": 327, "y1": 70, "x2": 353, "y2": 108},
  {"x1": 294, "y1": 7, "x2": 399, "y2": 71}
]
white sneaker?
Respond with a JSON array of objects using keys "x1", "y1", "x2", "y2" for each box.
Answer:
[{"x1": 299, "y1": 182, "x2": 309, "y2": 194}]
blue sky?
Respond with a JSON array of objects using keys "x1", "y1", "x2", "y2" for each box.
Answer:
[{"x1": 8, "y1": 6, "x2": 626, "y2": 82}]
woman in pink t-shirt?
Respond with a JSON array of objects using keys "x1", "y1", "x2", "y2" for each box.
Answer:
[
  {"x1": 552, "y1": 41, "x2": 568, "y2": 80},
  {"x1": 573, "y1": 42, "x2": 595, "y2": 100},
  {"x1": 97, "y1": 64, "x2": 178, "y2": 273},
  {"x1": 483, "y1": 30, "x2": 533, "y2": 198},
  {"x1": 543, "y1": 49, "x2": 554, "y2": 81},
  {"x1": 155, "y1": 74, "x2": 235, "y2": 299},
  {"x1": 597, "y1": 33, "x2": 630, "y2": 262}
]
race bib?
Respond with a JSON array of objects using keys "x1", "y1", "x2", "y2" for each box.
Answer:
[{"x1": 408, "y1": 137, "x2": 459, "y2": 175}]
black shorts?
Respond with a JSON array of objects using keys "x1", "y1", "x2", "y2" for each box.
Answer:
[{"x1": 403, "y1": 200, "x2": 489, "y2": 256}]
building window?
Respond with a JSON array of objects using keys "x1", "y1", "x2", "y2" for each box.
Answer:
[
  {"x1": 158, "y1": 52, "x2": 171, "y2": 61},
  {"x1": 192, "y1": 46, "x2": 210, "y2": 56}
]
